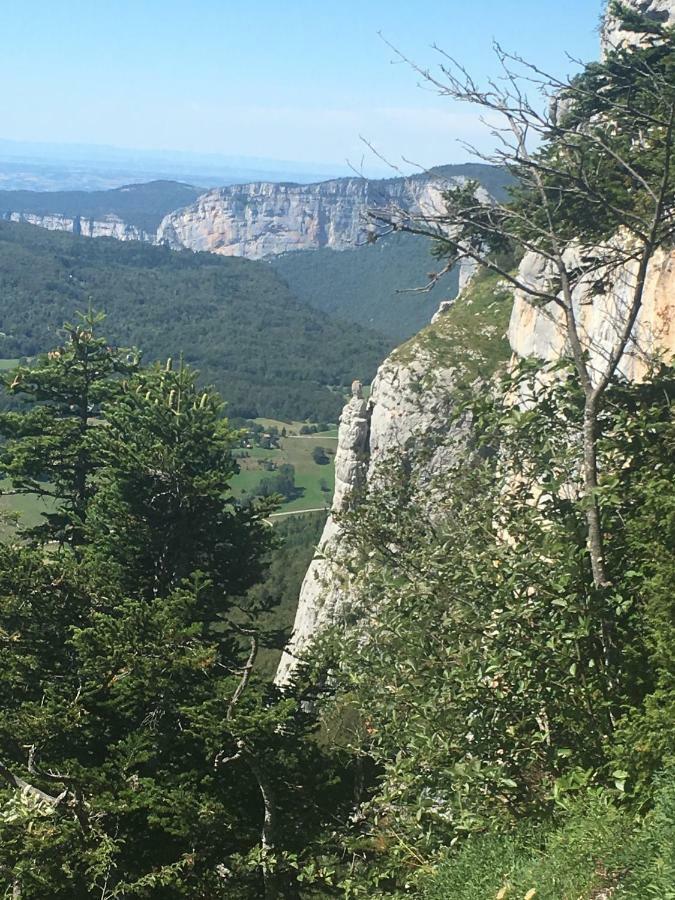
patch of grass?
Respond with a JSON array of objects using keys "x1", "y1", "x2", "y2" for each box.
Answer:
[
  {"x1": 616, "y1": 769, "x2": 675, "y2": 899},
  {"x1": 0, "y1": 479, "x2": 56, "y2": 537},
  {"x1": 247, "y1": 416, "x2": 338, "y2": 437},
  {"x1": 281, "y1": 434, "x2": 337, "y2": 511},
  {"x1": 0, "y1": 358, "x2": 19, "y2": 371},
  {"x1": 391, "y1": 267, "x2": 513, "y2": 392},
  {"x1": 230, "y1": 432, "x2": 337, "y2": 513},
  {"x1": 423, "y1": 772, "x2": 675, "y2": 900},
  {"x1": 423, "y1": 794, "x2": 631, "y2": 900}
]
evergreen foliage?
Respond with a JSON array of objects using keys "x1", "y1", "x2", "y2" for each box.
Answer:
[
  {"x1": 0, "y1": 309, "x2": 138, "y2": 546},
  {"x1": 0, "y1": 318, "x2": 348, "y2": 898},
  {"x1": 0, "y1": 220, "x2": 388, "y2": 420}
]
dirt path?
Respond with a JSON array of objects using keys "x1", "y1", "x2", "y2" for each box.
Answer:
[{"x1": 268, "y1": 507, "x2": 328, "y2": 519}]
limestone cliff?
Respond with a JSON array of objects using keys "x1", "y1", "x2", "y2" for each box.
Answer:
[
  {"x1": 509, "y1": 246, "x2": 675, "y2": 383},
  {"x1": 157, "y1": 174, "x2": 468, "y2": 259},
  {"x1": 276, "y1": 271, "x2": 513, "y2": 683},
  {"x1": 2, "y1": 211, "x2": 153, "y2": 243},
  {"x1": 2, "y1": 170, "x2": 489, "y2": 284},
  {"x1": 277, "y1": 243, "x2": 675, "y2": 684}
]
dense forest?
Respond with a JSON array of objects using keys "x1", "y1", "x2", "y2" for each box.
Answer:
[
  {"x1": 271, "y1": 233, "x2": 458, "y2": 343},
  {"x1": 0, "y1": 221, "x2": 388, "y2": 420}
]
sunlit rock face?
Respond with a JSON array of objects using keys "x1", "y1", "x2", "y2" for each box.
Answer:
[
  {"x1": 508, "y1": 246, "x2": 675, "y2": 384},
  {"x1": 275, "y1": 340, "x2": 464, "y2": 685},
  {"x1": 3, "y1": 211, "x2": 152, "y2": 243},
  {"x1": 156, "y1": 176, "x2": 457, "y2": 259},
  {"x1": 601, "y1": 0, "x2": 675, "y2": 56},
  {"x1": 276, "y1": 241, "x2": 675, "y2": 685}
]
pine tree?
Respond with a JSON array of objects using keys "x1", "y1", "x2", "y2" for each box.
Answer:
[
  {"x1": 0, "y1": 323, "x2": 343, "y2": 898},
  {"x1": 83, "y1": 357, "x2": 272, "y2": 609},
  {"x1": 0, "y1": 309, "x2": 138, "y2": 547}
]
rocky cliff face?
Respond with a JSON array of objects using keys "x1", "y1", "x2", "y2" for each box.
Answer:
[
  {"x1": 277, "y1": 242, "x2": 675, "y2": 683},
  {"x1": 509, "y1": 246, "x2": 675, "y2": 383},
  {"x1": 602, "y1": 0, "x2": 675, "y2": 56},
  {"x1": 275, "y1": 359, "x2": 461, "y2": 684},
  {"x1": 2, "y1": 171, "x2": 479, "y2": 281},
  {"x1": 276, "y1": 271, "x2": 513, "y2": 683},
  {"x1": 156, "y1": 175, "x2": 459, "y2": 259},
  {"x1": 2, "y1": 211, "x2": 152, "y2": 243}
]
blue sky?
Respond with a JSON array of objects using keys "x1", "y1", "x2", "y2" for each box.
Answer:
[{"x1": 2, "y1": 0, "x2": 605, "y2": 172}]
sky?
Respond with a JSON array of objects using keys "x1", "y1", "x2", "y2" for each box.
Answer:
[{"x1": 1, "y1": 0, "x2": 605, "y2": 175}]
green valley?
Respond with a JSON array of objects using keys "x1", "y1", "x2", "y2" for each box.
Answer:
[
  {"x1": 232, "y1": 419, "x2": 338, "y2": 514},
  {"x1": 0, "y1": 220, "x2": 387, "y2": 421}
]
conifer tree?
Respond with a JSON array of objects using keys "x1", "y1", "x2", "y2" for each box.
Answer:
[
  {"x1": 0, "y1": 309, "x2": 137, "y2": 547},
  {"x1": 0, "y1": 321, "x2": 342, "y2": 898}
]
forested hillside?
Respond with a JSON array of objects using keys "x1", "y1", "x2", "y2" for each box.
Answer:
[
  {"x1": 0, "y1": 3, "x2": 673, "y2": 899},
  {"x1": 0, "y1": 221, "x2": 388, "y2": 420},
  {"x1": 270, "y1": 233, "x2": 458, "y2": 342},
  {"x1": 0, "y1": 180, "x2": 201, "y2": 233}
]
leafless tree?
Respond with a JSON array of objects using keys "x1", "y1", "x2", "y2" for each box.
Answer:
[{"x1": 370, "y1": 4, "x2": 675, "y2": 602}]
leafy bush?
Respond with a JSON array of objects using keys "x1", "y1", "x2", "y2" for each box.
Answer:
[
  {"x1": 309, "y1": 362, "x2": 675, "y2": 894},
  {"x1": 423, "y1": 793, "x2": 631, "y2": 900}
]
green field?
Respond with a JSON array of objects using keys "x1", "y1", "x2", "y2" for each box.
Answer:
[
  {"x1": 232, "y1": 418, "x2": 338, "y2": 514},
  {"x1": 0, "y1": 416, "x2": 338, "y2": 533},
  {"x1": 246, "y1": 416, "x2": 338, "y2": 438},
  {"x1": 0, "y1": 479, "x2": 55, "y2": 537},
  {"x1": 0, "y1": 358, "x2": 19, "y2": 370}
]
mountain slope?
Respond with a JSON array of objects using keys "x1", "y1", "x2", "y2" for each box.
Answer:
[
  {"x1": 0, "y1": 221, "x2": 388, "y2": 420},
  {"x1": 157, "y1": 164, "x2": 510, "y2": 259},
  {"x1": 270, "y1": 232, "x2": 459, "y2": 343},
  {"x1": 0, "y1": 180, "x2": 201, "y2": 234}
]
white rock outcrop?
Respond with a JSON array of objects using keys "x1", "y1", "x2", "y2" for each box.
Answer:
[
  {"x1": 275, "y1": 337, "x2": 463, "y2": 684},
  {"x1": 3, "y1": 211, "x2": 153, "y2": 243},
  {"x1": 157, "y1": 175, "x2": 460, "y2": 260},
  {"x1": 602, "y1": 0, "x2": 675, "y2": 56},
  {"x1": 277, "y1": 241, "x2": 675, "y2": 684},
  {"x1": 508, "y1": 246, "x2": 675, "y2": 383}
]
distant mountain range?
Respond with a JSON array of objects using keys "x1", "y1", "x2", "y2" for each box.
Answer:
[
  {"x1": 0, "y1": 163, "x2": 511, "y2": 257},
  {"x1": 0, "y1": 164, "x2": 511, "y2": 344},
  {"x1": 0, "y1": 181, "x2": 201, "y2": 235},
  {"x1": 0, "y1": 140, "x2": 358, "y2": 191},
  {"x1": 0, "y1": 165, "x2": 513, "y2": 413}
]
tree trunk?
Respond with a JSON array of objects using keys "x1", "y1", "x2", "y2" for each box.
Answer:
[
  {"x1": 582, "y1": 397, "x2": 608, "y2": 589},
  {"x1": 247, "y1": 755, "x2": 279, "y2": 900},
  {"x1": 582, "y1": 397, "x2": 617, "y2": 713}
]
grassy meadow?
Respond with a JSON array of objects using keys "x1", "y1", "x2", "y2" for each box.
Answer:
[
  {"x1": 0, "y1": 415, "x2": 339, "y2": 533},
  {"x1": 231, "y1": 418, "x2": 338, "y2": 514}
]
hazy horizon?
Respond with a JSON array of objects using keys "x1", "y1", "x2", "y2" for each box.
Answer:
[{"x1": 3, "y1": 0, "x2": 604, "y2": 185}]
